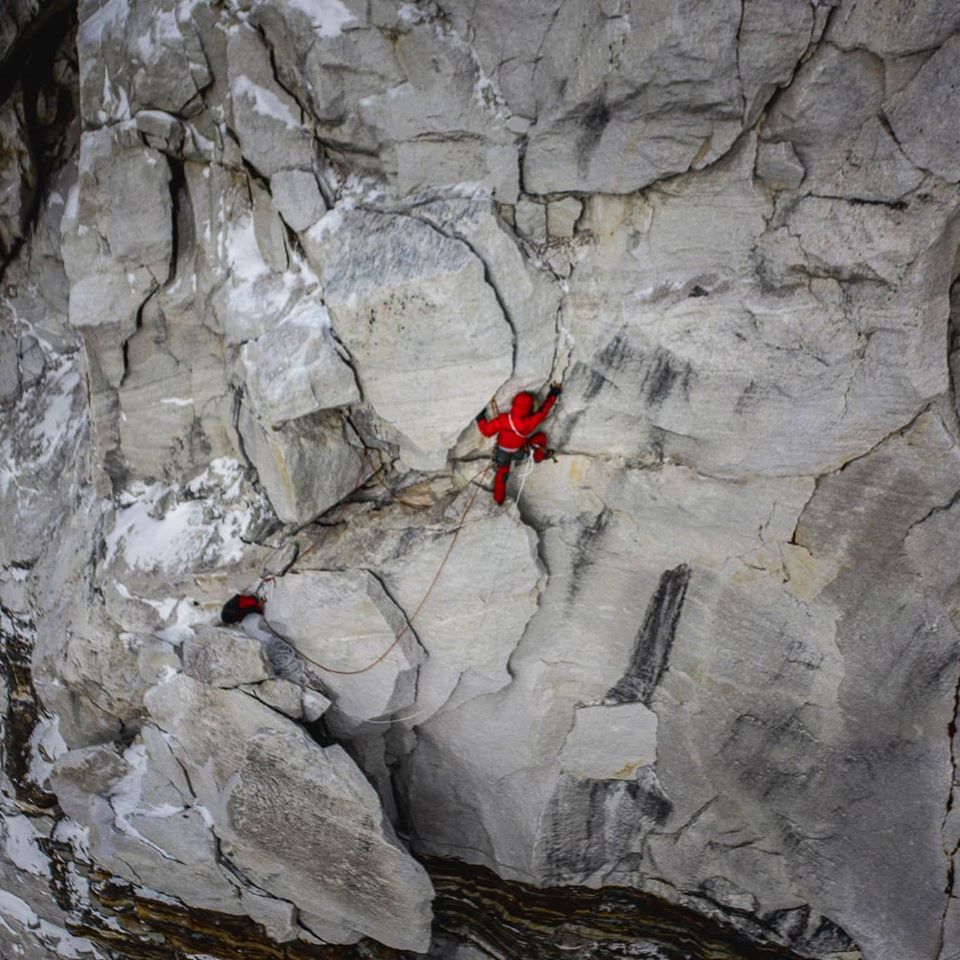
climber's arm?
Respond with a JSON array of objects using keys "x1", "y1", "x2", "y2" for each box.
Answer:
[
  {"x1": 523, "y1": 384, "x2": 561, "y2": 431},
  {"x1": 476, "y1": 411, "x2": 499, "y2": 437}
]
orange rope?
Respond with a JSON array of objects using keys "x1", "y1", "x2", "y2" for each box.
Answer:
[
  {"x1": 269, "y1": 388, "x2": 557, "y2": 678},
  {"x1": 284, "y1": 461, "x2": 491, "y2": 676}
]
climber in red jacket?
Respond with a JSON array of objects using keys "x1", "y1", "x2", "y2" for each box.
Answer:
[{"x1": 476, "y1": 384, "x2": 561, "y2": 504}]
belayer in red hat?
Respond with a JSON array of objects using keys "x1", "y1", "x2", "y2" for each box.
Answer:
[{"x1": 476, "y1": 383, "x2": 561, "y2": 504}]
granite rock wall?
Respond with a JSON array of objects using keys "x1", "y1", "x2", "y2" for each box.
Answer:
[{"x1": 1, "y1": 1, "x2": 959, "y2": 958}]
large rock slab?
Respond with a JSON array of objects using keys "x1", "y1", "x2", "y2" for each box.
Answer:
[
  {"x1": 52, "y1": 735, "x2": 244, "y2": 917},
  {"x1": 306, "y1": 208, "x2": 513, "y2": 469},
  {"x1": 558, "y1": 137, "x2": 953, "y2": 477},
  {"x1": 263, "y1": 569, "x2": 423, "y2": 723},
  {"x1": 416, "y1": 198, "x2": 559, "y2": 400},
  {"x1": 558, "y1": 702, "x2": 658, "y2": 781},
  {"x1": 885, "y1": 33, "x2": 960, "y2": 183},
  {"x1": 142, "y1": 674, "x2": 434, "y2": 949},
  {"x1": 237, "y1": 403, "x2": 368, "y2": 524},
  {"x1": 296, "y1": 486, "x2": 543, "y2": 727},
  {"x1": 61, "y1": 128, "x2": 171, "y2": 331},
  {"x1": 238, "y1": 302, "x2": 360, "y2": 426}
]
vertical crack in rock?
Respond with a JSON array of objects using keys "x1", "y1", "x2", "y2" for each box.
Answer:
[
  {"x1": 395, "y1": 208, "x2": 520, "y2": 374},
  {"x1": 364, "y1": 566, "x2": 425, "y2": 655},
  {"x1": 948, "y1": 276, "x2": 960, "y2": 433},
  {"x1": 606, "y1": 564, "x2": 692, "y2": 705},
  {"x1": 940, "y1": 662, "x2": 960, "y2": 955},
  {"x1": 163, "y1": 156, "x2": 192, "y2": 287},
  {"x1": 734, "y1": 0, "x2": 747, "y2": 121}
]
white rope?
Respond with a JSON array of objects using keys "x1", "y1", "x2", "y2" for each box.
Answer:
[{"x1": 512, "y1": 447, "x2": 535, "y2": 504}]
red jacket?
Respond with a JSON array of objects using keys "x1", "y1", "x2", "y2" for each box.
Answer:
[{"x1": 477, "y1": 391, "x2": 557, "y2": 450}]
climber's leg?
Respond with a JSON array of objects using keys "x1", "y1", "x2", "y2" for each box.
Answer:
[
  {"x1": 493, "y1": 464, "x2": 511, "y2": 504},
  {"x1": 529, "y1": 431, "x2": 550, "y2": 463}
]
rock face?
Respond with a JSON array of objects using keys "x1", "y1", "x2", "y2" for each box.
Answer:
[{"x1": 2, "y1": 1, "x2": 960, "y2": 959}]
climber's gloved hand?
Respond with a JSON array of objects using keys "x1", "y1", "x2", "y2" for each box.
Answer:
[
  {"x1": 476, "y1": 409, "x2": 487, "y2": 422},
  {"x1": 548, "y1": 382, "x2": 562, "y2": 398}
]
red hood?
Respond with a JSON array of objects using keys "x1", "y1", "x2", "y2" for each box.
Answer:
[{"x1": 511, "y1": 392, "x2": 534, "y2": 417}]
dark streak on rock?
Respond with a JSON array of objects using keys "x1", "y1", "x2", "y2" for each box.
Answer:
[
  {"x1": 568, "y1": 506, "x2": 613, "y2": 602},
  {"x1": 539, "y1": 771, "x2": 673, "y2": 887},
  {"x1": 607, "y1": 564, "x2": 692, "y2": 705},
  {"x1": 641, "y1": 350, "x2": 692, "y2": 408},
  {"x1": 582, "y1": 331, "x2": 634, "y2": 402},
  {"x1": 575, "y1": 90, "x2": 611, "y2": 176}
]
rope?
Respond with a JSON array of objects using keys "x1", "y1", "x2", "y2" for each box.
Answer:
[
  {"x1": 332, "y1": 453, "x2": 531, "y2": 726},
  {"x1": 255, "y1": 444, "x2": 423, "y2": 597},
  {"x1": 250, "y1": 388, "x2": 556, "y2": 723},
  {"x1": 290, "y1": 461, "x2": 491, "y2": 677}
]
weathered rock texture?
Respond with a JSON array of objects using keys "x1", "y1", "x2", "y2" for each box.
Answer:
[{"x1": 1, "y1": 1, "x2": 959, "y2": 959}]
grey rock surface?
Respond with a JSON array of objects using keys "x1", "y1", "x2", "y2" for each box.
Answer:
[
  {"x1": 2, "y1": 0, "x2": 960, "y2": 958},
  {"x1": 183, "y1": 625, "x2": 273, "y2": 687},
  {"x1": 237, "y1": 402, "x2": 369, "y2": 524},
  {"x1": 306, "y1": 207, "x2": 513, "y2": 469},
  {"x1": 264, "y1": 569, "x2": 424, "y2": 723}
]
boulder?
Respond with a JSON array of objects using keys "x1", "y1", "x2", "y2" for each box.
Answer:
[
  {"x1": 546, "y1": 197, "x2": 582, "y2": 239},
  {"x1": 243, "y1": 678, "x2": 306, "y2": 718},
  {"x1": 305, "y1": 208, "x2": 513, "y2": 469},
  {"x1": 263, "y1": 570, "x2": 424, "y2": 722},
  {"x1": 269, "y1": 169, "x2": 328, "y2": 233},
  {"x1": 755, "y1": 140, "x2": 805, "y2": 190},
  {"x1": 514, "y1": 198, "x2": 546, "y2": 245},
  {"x1": 558, "y1": 702, "x2": 659, "y2": 781},
  {"x1": 237, "y1": 403, "x2": 369, "y2": 524},
  {"x1": 238, "y1": 303, "x2": 360, "y2": 426},
  {"x1": 183, "y1": 626, "x2": 272, "y2": 688}
]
